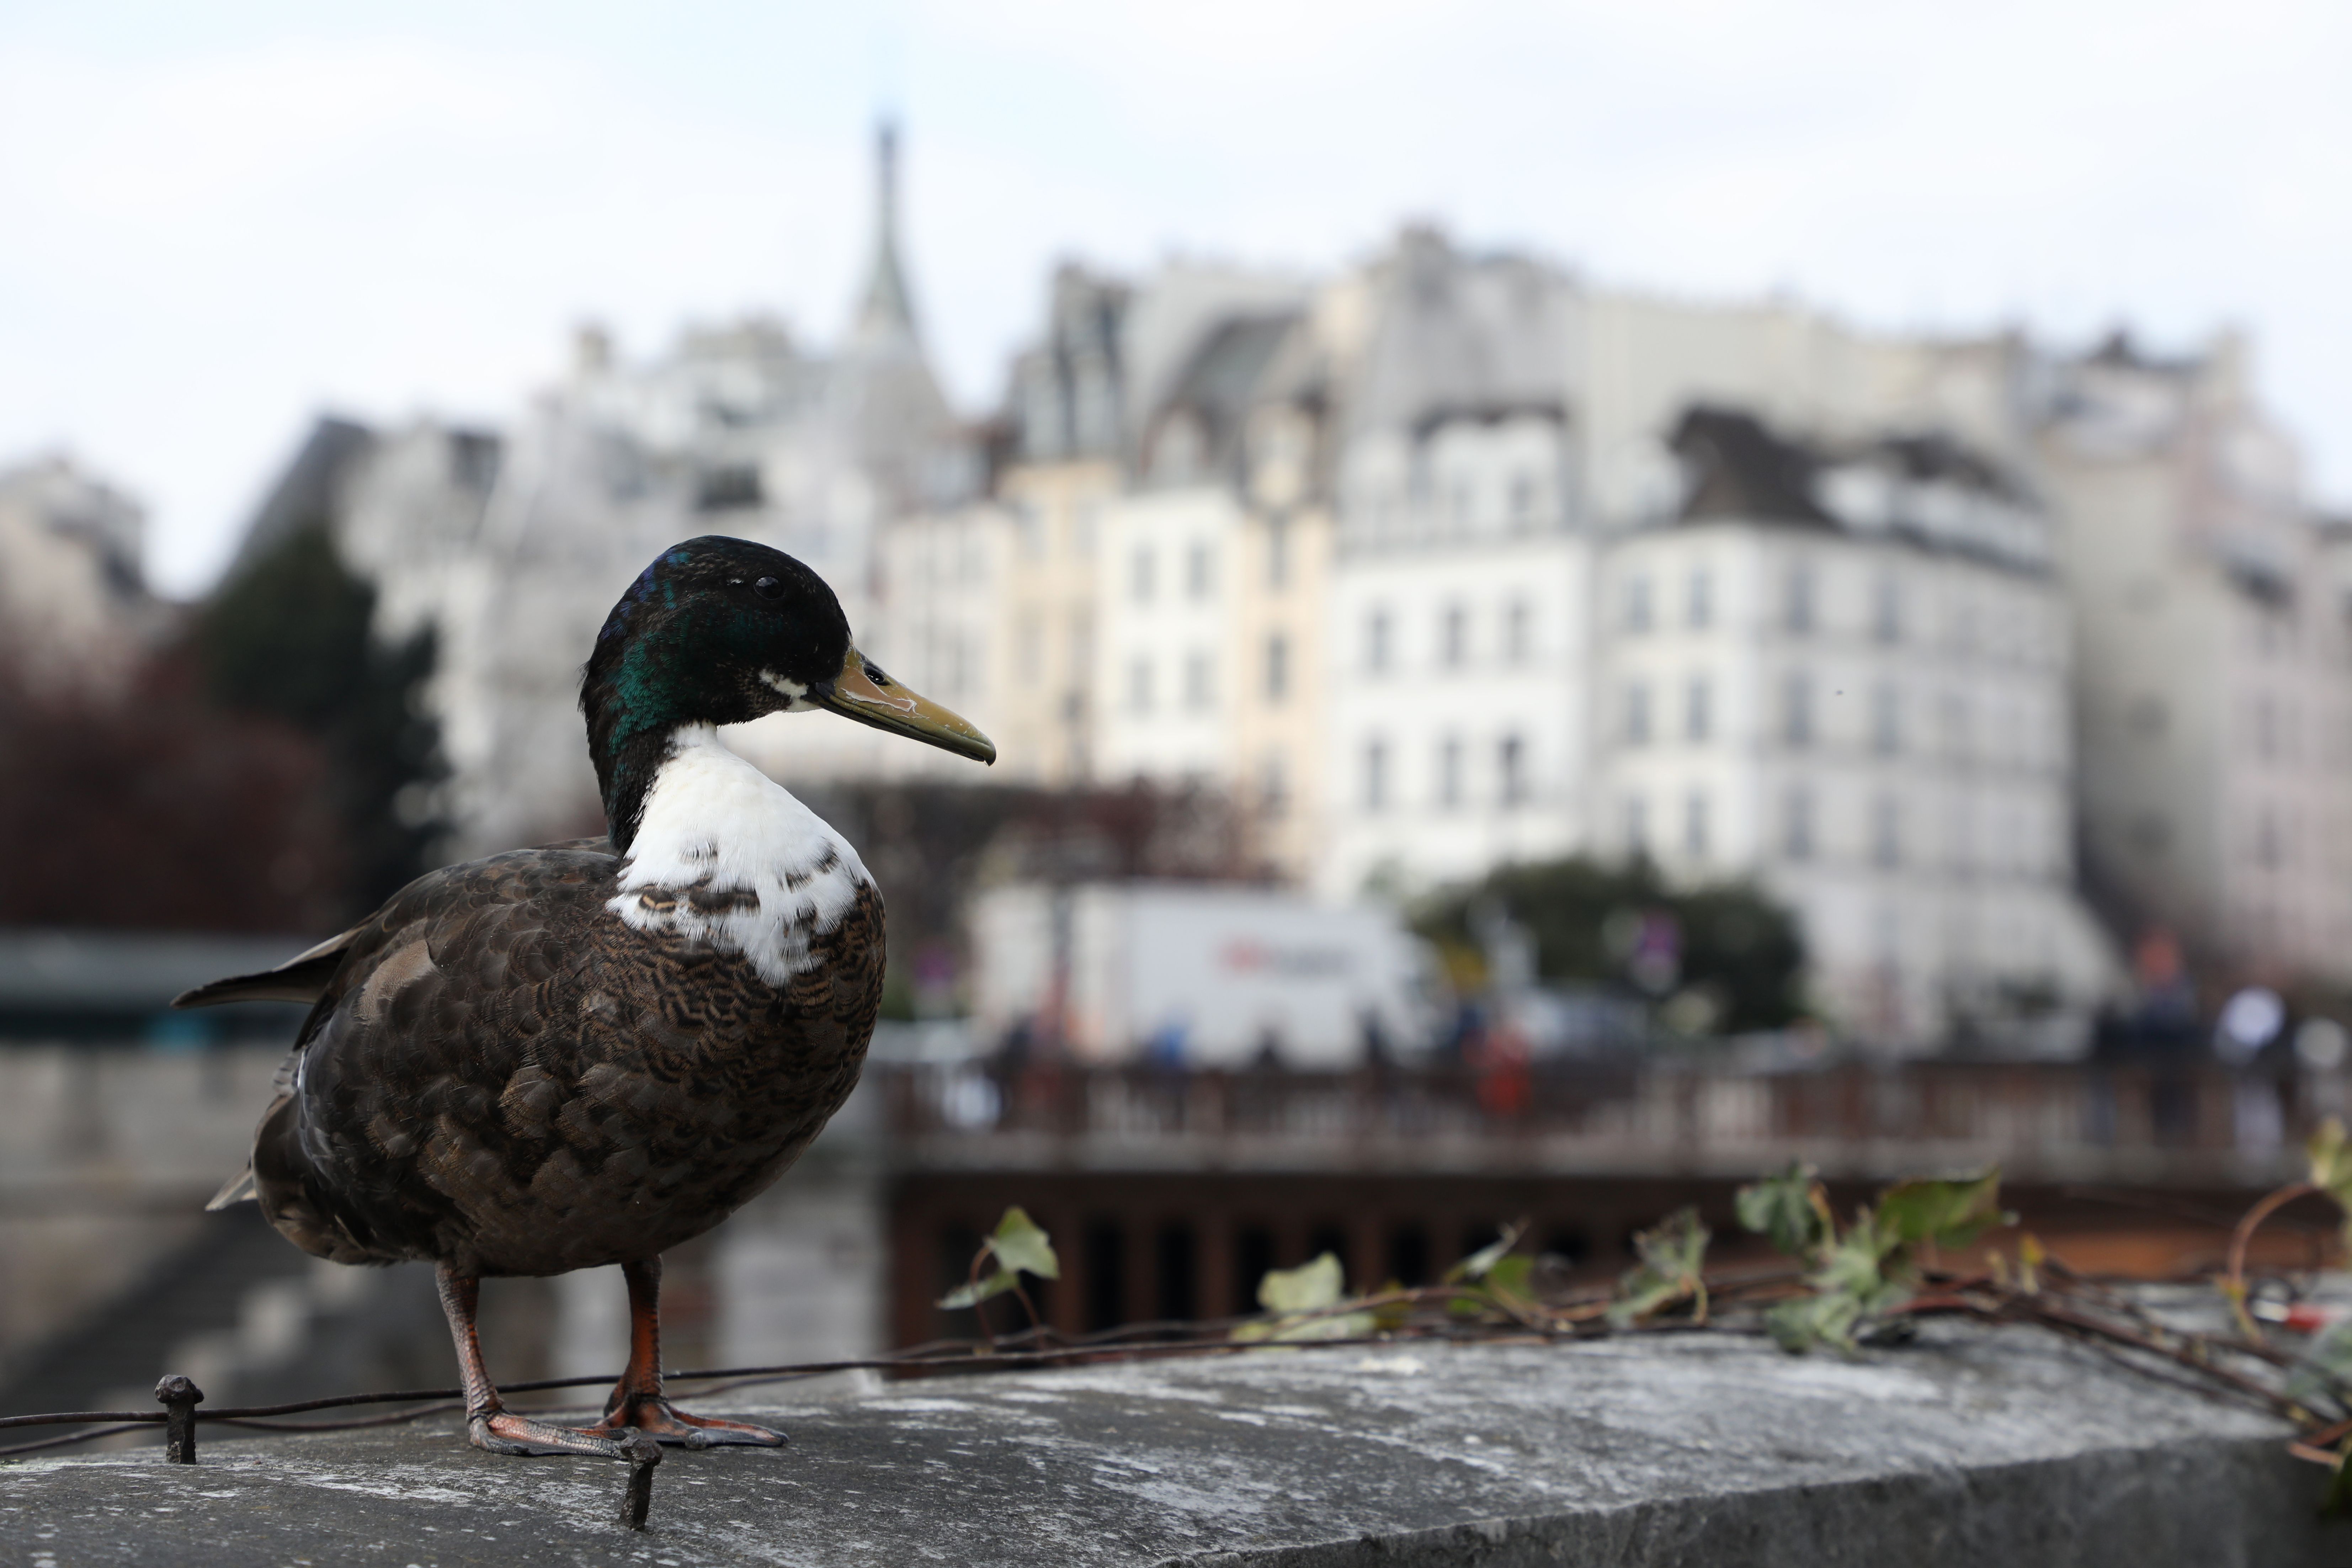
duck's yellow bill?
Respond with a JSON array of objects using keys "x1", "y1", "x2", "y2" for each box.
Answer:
[{"x1": 816, "y1": 644, "x2": 996, "y2": 765}]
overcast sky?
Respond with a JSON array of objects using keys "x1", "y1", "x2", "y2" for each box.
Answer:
[{"x1": 3, "y1": 0, "x2": 2346, "y2": 596}]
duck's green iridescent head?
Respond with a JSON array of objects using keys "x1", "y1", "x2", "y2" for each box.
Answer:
[{"x1": 580, "y1": 535, "x2": 993, "y2": 848}]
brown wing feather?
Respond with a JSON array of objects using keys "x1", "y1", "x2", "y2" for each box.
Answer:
[
  {"x1": 173, "y1": 926, "x2": 364, "y2": 1009},
  {"x1": 246, "y1": 844, "x2": 884, "y2": 1275}
]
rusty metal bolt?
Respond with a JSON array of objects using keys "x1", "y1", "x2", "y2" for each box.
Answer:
[
  {"x1": 617, "y1": 1430, "x2": 662, "y2": 1530},
  {"x1": 155, "y1": 1375, "x2": 204, "y2": 1464}
]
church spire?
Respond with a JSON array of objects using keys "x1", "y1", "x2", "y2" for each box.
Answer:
[{"x1": 855, "y1": 119, "x2": 918, "y2": 347}]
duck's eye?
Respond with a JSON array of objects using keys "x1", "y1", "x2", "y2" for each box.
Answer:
[{"x1": 753, "y1": 576, "x2": 785, "y2": 601}]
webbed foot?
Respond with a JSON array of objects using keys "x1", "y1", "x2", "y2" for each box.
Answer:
[
  {"x1": 588, "y1": 1397, "x2": 787, "y2": 1449},
  {"x1": 468, "y1": 1411, "x2": 627, "y2": 1458}
]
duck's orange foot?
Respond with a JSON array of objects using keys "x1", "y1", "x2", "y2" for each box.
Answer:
[
  {"x1": 468, "y1": 1411, "x2": 626, "y2": 1458},
  {"x1": 591, "y1": 1397, "x2": 787, "y2": 1450}
]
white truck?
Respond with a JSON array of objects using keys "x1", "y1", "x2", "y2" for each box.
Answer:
[{"x1": 968, "y1": 880, "x2": 1439, "y2": 1068}]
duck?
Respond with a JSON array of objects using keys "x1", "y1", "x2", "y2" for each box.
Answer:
[{"x1": 175, "y1": 535, "x2": 993, "y2": 1458}]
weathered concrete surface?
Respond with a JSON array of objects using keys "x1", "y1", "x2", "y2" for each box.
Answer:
[{"x1": 1, "y1": 1326, "x2": 2343, "y2": 1566}]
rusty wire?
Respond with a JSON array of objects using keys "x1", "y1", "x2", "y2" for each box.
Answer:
[{"x1": 0, "y1": 1263, "x2": 2331, "y2": 1464}]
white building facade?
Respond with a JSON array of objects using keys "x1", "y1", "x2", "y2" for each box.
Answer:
[{"x1": 1596, "y1": 409, "x2": 2109, "y2": 1043}]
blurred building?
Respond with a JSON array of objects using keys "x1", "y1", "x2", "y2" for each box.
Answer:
[
  {"x1": 218, "y1": 140, "x2": 2352, "y2": 1045},
  {"x1": 1597, "y1": 408, "x2": 2106, "y2": 1044},
  {"x1": 1321, "y1": 233, "x2": 1590, "y2": 893},
  {"x1": 256, "y1": 123, "x2": 981, "y2": 855},
  {"x1": 2039, "y1": 333, "x2": 2352, "y2": 984},
  {"x1": 0, "y1": 453, "x2": 168, "y2": 697}
]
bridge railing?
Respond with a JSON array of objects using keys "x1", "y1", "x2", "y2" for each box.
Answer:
[{"x1": 871, "y1": 1058, "x2": 2343, "y2": 1181}]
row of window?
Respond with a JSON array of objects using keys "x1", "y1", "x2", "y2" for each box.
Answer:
[
  {"x1": 1362, "y1": 599, "x2": 1540, "y2": 673},
  {"x1": 1619, "y1": 673, "x2": 2042, "y2": 763},
  {"x1": 1617, "y1": 561, "x2": 2039, "y2": 657},
  {"x1": 1618, "y1": 788, "x2": 2058, "y2": 875},
  {"x1": 1122, "y1": 634, "x2": 1296, "y2": 715},
  {"x1": 1359, "y1": 733, "x2": 1532, "y2": 812},
  {"x1": 1125, "y1": 519, "x2": 1297, "y2": 607},
  {"x1": 1355, "y1": 470, "x2": 1559, "y2": 536}
]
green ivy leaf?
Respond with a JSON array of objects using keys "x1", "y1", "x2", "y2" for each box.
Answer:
[
  {"x1": 937, "y1": 1270, "x2": 1019, "y2": 1311},
  {"x1": 1606, "y1": 1208, "x2": 1710, "y2": 1328},
  {"x1": 2310, "y1": 1118, "x2": 2352, "y2": 1197},
  {"x1": 1736, "y1": 1162, "x2": 1829, "y2": 1258},
  {"x1": 1259, "y1": 1252, "x2": 1345, "y2": 1314},
  {"x1": 1485, "y1": 1254, "x2": 1536, "y2": 1304},
  {"x1": 1635, "y1": 1207, "x2": 1710, "y2": 1281},
  {"x1": 1447, "y1": 1223, "x2": 1526, "y2": 1283},
  {"x1": 2308, "y1": 1121, "x2": 2352, "y2": 1257},
  {"x1": 988, "y1": 1206, "x2": 1061, "y2": 1281},
  {"x1": 1876, "y1": 1170, "x2": 2011, "y2": 1250},
  {"x1": 1235, "y1": 1253, "x2": 1372, "y2": 1342},
  {"x1": 1766, "y1": 1290, "x2": 1868, "y2": 1354}
]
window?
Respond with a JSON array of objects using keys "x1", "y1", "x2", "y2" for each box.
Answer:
[
  {"x1": 1624, "y1": 575, "x2": 1654, "y2": 634},
  {"x1": 1260, "y1": 752, "x2": 1288, "y2": 818},
  {"x1": 1017, "y1": 502, "x2": 1047, "y2": 560},
  {"x1": 1941, "y1": 692, "x2": 1970, "y2": 760},
  {"x1": 1068, "y1": 611, "x2": 1095, "y2": 690},
  {"x1": 1442, "y1": 604, "x2": 1469, "y2": 668},
  {"x1": 1685, "y1": 677, "x2": 1712, "y2": 744},
  {"x1": 1074, "y1": 500, "x2": 1102, "y2": 558},
  {"x1": 1265, "y1": 633, "x2": 1289, "y2": 703},
  {"x1": 1127, "y1": 657, "x2": 1154, "y2": 714},
  {"x1": 1505, "y1": 599, "x2": 1533, "y2": 663},
  {"x1": 1184, "y1": 651, "x2": 1213, "y2": 710},
  {"x1": 1437, "y1": 735, "x2": 1463, "y2": 809},
  {"x1": 2255, "y1": 697, "x2": 2279, "y2": 761},
  {"x1": 1510, "y1": 472, "x2": 1537, "y2": 525},
  {"x1": 1687, "y1": 568, "x2": 1712, "y2": 629},
  {"x1": 1871, "y1": 795, "x2": 1901, "y2": 868},
  {"x1": 1363, "y1": 738, "x2": 1389, "y2": 810},
  {"x1": 1872, "y1": 572, "x2": 1901, "y2": 643},
  {"x1": 1130, "y1": 545, "x2": 1155, "y2": 604},
  {"x1": 1783, "y1": 670, "x2": 1813, "y2": 748},
  {"x1": 1624, "y1": 796, "x2": 1649, "y2": 856},
  {"x1": 1366, "y1": 607, "x2": 1393, "y2": 673},
  {"x1": 1016, "y1": 615, "x2": 1043, "y2": 687},
  {"x1": 1267, "y1": 514, "x2": 1290, "y2": 591},
  {"x1": 1784, "y1": 561, "x2": 1815, "y2": 634},
  {"x1": 1871, "y1": 685, "x2": 1901, "y2": 755},
  {"x1": 1449, "y1": 480, "x2": 1473, "y2": 532},
  {"x1": 1499, "y1": 734, "x2": 1527, "y2": 807},
  {"x1": 1684, "y1": 791, "x2": 1709, "y2": 858},
  {"x1": 1186, "y1": 541, "x2": 1213, "y2": 600},
  {"x1": 1624, "y1": 682, "x2": 1652, "y2": 746},
  {"x1": 695, "y1": 465, "x2": 763, "y2": 511},
  {"x1": 1784, "y1": 787, "x2": 1814, "y2": 861}
]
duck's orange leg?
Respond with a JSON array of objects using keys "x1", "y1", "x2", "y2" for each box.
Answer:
[
  {"x1": 435, "y1": 1265, "x2": 622, "y2": 1458},
  {"x1": 582, "y1": 1256, "x2": 787, "y2": 1449}
]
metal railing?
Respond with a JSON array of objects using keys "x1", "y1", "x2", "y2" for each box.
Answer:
[{"x1": 874, "y1": 1059, "x2": 2341, "y2": 1184}]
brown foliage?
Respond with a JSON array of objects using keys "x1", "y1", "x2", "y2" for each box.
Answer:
[{"x1": 0, "y1": 648, "x2": 346, "y2": 933}]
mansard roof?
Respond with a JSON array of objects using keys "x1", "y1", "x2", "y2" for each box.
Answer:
[
  {"x1": 1138, "y1": 310, "x2": 1302, "y2": 483},
  {"x1": 1670, "y1": 405, "x2": 1834, "y2": 525},
  {"x1": 1348, "y1": 227, "x2": 1570, "y2": 441}
]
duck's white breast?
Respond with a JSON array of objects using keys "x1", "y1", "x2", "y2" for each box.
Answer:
[{"x1": 610, "y1": 726, "x2": 874, "y2": 986}]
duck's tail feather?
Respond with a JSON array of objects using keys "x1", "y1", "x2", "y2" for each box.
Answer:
[
  {"x1": 173, "y1": 926, "x2": 360, "y2": 1009},
  {"x1": 206, "y1": 1167, "x2": 259, "y2": 1210}
]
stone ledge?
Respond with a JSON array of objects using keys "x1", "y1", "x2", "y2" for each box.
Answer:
[{"x1": 2, "y1": 1325, "x2": 2343, "y2": 1566}]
